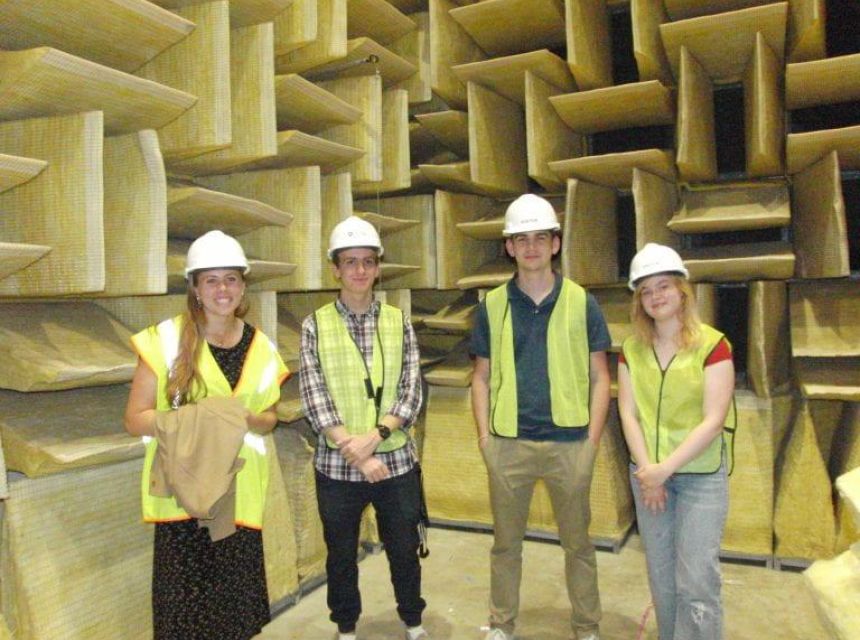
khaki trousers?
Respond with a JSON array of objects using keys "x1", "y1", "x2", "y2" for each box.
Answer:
[{"x1": 482, "y1": 436, "x2": 601, "y2": 637}]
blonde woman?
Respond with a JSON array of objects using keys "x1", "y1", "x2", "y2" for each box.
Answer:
[
  {"x1": 617, "y1": 243, "x2": 735, "y2": 640},
  {"x1": 125, "y1": 230, "x2": 288, "y2": 640}
]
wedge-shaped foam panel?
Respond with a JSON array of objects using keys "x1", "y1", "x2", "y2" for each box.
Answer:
[
  {"x1": 682, "y1": 242, "x2": 795, "y2": 282},
  {"x1": 318, "y1": 75, "x2": 383, "y2": 183},
  {"x1": 0, "y1": 48, "x2": 196, "y2": 136},
  {"x1": 389, "y1": 12, "x2": 432, "y2": 105},
  {"x1": 794, "y1": 358, "x2": 860, "y2": 402},
  {"x1": 565, "y1": 0, "x2": 612, "y2": 89},
  {"x1": 723, "y1": 392, "x2": 792, "y2": 557},
  {"x1": 562, "y1": 178, "x2": 618, "y2": 286},
  {"x1": 453, "y1": 49, "x2": 575, "y2": 107},
  {"x1": 551, "y1": 149, "x2": 677, "y2": 188},
  {"x1": 0, "y1": 0, "x2": 195, "y2": 73},
  {"x1": 273, "y1": 423, "x2": 327, "y2": 585},
  {"x1": 201, "y1": 167, "x2": 322, "y2": 291},
  {"x1": 275, "y1": 74, "x2": 362, "y2": 133},
  {"x1": 791, "y1": 152, "x2": 851, "y2": 279},
  {"x1": 631, "y1": 0, "x2": 673, "y2": 84},
  {"x1": 347, "y1": 0, "x2": 416, "y2": 44},
  {"x1": 668, "y1": 181, "x2": 790, "y2": 233},
  {"x1": 0, "y1": 112, "x2": 104, "y2": 297},
  {"x1": 0, "y1": 302, "x2": 135, "y2": 392},
  {"x1": 135, "y1": 1, "x2": 232, "y2": 162},
  {"x1": 429, "y1": 0, "x2": 486, "y2": 110},
  {"x1": 747, "y1": 281, "x2": 791, "y2": 398},
  {"x1": 168, "y1": 22, "x2": 278, "y2": 176},
  {"x1": 167, "y1": 185, "x2": 293, "y2": 240},
  {"x1": 525, "y1": 71, "x2": 585, "y2": 191},
  {"x1": 787, "y1": 126, "x2": 860, "y2": 174},
  {"x1": 786, "y1": 53, "x2": 860, "y2": 110},
  {"x1": 0, "y1": 385, "x2": 140, "y2": 476},
  {"x1": 435, "y1": 191, "x2": 504, "y2": 289},
  {"x1": 0, "y1": 154, "x2": 46, "y2": 194},
  {"x1": 353, "y1": 89, "x2": 412, "y2": 196},
  {"x1": 790, "y1": 280, "x2": 860, "y2": 358},
  {"x1": 272, "y1": 0, "x2": 319, "y2": 57},
  {"x1": 449, "y1": 0, "x2": 566, "y2": 57},
  {"x1": 353, "y1": 194, "x2": 436, "y2": 289},
  {"x1": 550, "y1": 81, "x2": 675, "y2": 135},
  {"x1": 0, "y1": 460, "x2": 153, "y2": 639},
  {"x1": 103, "y1": 130, "x2": 167, "y2": 297},
  {"x1": 152, "y1": 0, "x2": 295, "y2": 28},
  {"x1": 0, "y1": 243, "x2": 50, "y2": 283},
  {"x1": 774, "y1": 399, "x2": 842, "y2": 560},
  {"x1": 305, "y1": 38, "x2": 417, "y2": 87},
  {"x1": 275, "y1": 0, "x2": 346, "y2": 74},
  {"x1": 660, "y1": 2, "x2": 787, "y2": 84}
]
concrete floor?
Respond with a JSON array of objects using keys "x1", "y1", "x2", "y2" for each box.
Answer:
[{"x1": 257, "y1": 527, "x2": 826, "y2": 639}]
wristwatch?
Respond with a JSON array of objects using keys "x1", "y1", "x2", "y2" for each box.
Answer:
[{"x1": 376, "y1": 423, "x2": 392, "y2": 440}]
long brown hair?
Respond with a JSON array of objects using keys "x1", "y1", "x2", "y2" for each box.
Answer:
[
  {"x1": 166, "y1": 271, "x2": 249, "y2": 406},
  {"x1": 631, "y1": 275, "x2": 702, "y2": 351}
]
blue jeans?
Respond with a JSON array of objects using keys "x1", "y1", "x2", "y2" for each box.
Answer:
[
  {"x1": 630, "y1": 463, "x2": 728, "y2": 640},
  {"x1": 316, "y1": 467, "x2": 426, "y2": 633}
]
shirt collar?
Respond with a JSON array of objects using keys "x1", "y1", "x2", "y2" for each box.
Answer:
[
  {"x1": 506, "y1": 272, "x2": 562, "y2": 308},
  {"x1": 335, "y1": 296, "x2": 380, "y2": 319}
]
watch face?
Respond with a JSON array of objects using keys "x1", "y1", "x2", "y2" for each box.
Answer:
[{"x1": 377, "y1": 424, "x2": 391, "y2": 439}]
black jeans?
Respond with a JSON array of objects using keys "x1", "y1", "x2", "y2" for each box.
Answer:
[{"x1": 316, "y1": 467, "x2": 426, "y2": 633}]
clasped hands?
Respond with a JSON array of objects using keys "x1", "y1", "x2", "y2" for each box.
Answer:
[
  {"x1": 336, "y1": 431, "x2": 389, "y2": 483},
  {"x1": 633, "y1": 462, "x2": 671, "y2": 515}
]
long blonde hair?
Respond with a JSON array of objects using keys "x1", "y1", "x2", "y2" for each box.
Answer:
[
  {"x1": 631, "y1": 275, "x2": 702, "y2": 351},
  {"x1": 166, "y1": 272, "x2": 249, "y2": 406}
]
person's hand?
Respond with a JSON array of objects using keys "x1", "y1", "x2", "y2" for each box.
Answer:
[
  {"x1": 357, "y1": 456, "x2": 390, "y2": 483},
  {"x1": 633, "y1": 462, "x2": 671, "y2": 492},
  {"x1": 477, "y1": 434, "x2": 490, "y2": 451},
  {"x1": 338, "y1": 432, "x2": 380, "y2": 465},
  {"x1": 641, "y1": 484, "x2": 667, "y2": 515}
]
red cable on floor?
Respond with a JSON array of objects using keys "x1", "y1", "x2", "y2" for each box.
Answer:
[{"x1": 635, "y1": 603, "x2": 654, "y2": 640}]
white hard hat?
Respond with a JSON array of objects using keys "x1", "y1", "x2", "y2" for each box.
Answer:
[
  {"x1": 185, "y1": 230, "x2": 250, "y2": 279},
  {"x1": 328, "y1": 215, "x2": 384, "y2": 260},
  {"x1": 628, "y1": 243, "x2": 688, "y2": 290},
  {"x1": 503, "y1": 194, "x2": 560, "y2": 236}
]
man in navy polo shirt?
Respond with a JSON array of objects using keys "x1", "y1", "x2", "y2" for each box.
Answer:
[{"x1": 470, "y1": 194, "x2": 611, "y2": 640}]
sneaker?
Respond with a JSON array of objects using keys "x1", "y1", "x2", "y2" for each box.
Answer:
[
  {"x1": 578, "y1": 634, "x2": 600, "y2": 640},
  {"x1": 405, "y1": 626, "x2": 430, "y2": 640},
  {"x1": 336, "y1": 633, "x2": 356, "y2": 640},
  {"x1": 485, "y1": 629, "x2": 514, "y2": 640}
]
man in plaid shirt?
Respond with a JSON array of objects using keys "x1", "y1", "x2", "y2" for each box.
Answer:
[{"x1": 299, "y1": 216, "x2": 428, "y2": 640}]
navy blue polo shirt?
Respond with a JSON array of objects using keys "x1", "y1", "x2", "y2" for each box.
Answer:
[{"x1": 470, "y1": 273, "x2": 612, "y2": 441}]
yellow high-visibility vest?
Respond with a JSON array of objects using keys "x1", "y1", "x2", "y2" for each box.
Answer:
[
  {"x1": 131, "y1": 315, "x2": 288, "y2": 528},
  {"x1": 486, "y1": 278, "x2": 590, "y2": 437},
  {"x1": 315, "y1": 302, "x2": 407, "y2": 452},
  {"x1": 621, "y1": 323, "x2": 736, "y2": 474}
]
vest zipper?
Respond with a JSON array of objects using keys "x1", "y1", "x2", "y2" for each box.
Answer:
[{"x1": 652, "y1": 349, "x2": 676, "y2": 463}]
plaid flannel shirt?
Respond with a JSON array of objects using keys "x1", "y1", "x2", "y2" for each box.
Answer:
[{"x1": 299, "y1": 298, "x2": 422, "y2": 481}]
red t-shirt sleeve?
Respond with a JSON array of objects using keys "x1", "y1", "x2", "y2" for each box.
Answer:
[
  {"x1": 705, "y1": 338, "x2": 732, "y2": 366},
  {"x1": 618, "y1": 351, "x2": 626, "y2": 365}
]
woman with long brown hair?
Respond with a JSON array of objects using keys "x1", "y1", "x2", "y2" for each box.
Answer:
[
  {"x1": 617, "y1": 243, "x2": 735, "y2": 640},
  {"x1": 125, "y1": 230, "x2": 288, "y2": 639}
]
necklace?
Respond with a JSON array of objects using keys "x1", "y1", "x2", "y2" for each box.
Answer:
[{"x1": 207, "y1": 319, "x2": 240, "y2": 348}]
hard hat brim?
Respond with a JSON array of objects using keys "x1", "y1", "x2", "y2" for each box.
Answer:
[
  {"x1": 186, "y1": 265, "x2": 250, "y2": 279},
  {"x1": 628, "y1": 268, "x2": 689, "y2": 291}
]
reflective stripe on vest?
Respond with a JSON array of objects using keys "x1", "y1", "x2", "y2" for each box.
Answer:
[
  {"x1": 131, "y1": 315, "x2": 287, "y2": 528},
  {"x1": 621, "y1": 324, "x2": 736, "y2": 474},
  {"x1": 486, "y1": 278, "x2": 590, "y2": 437},
  {"x1": 315, "y1": 302, "x2": 406, "y2": 453}
]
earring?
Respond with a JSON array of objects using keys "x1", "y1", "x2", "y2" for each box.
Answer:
[{"x1": 195, "y1": 296, "x2": 202, "y2": 307}]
